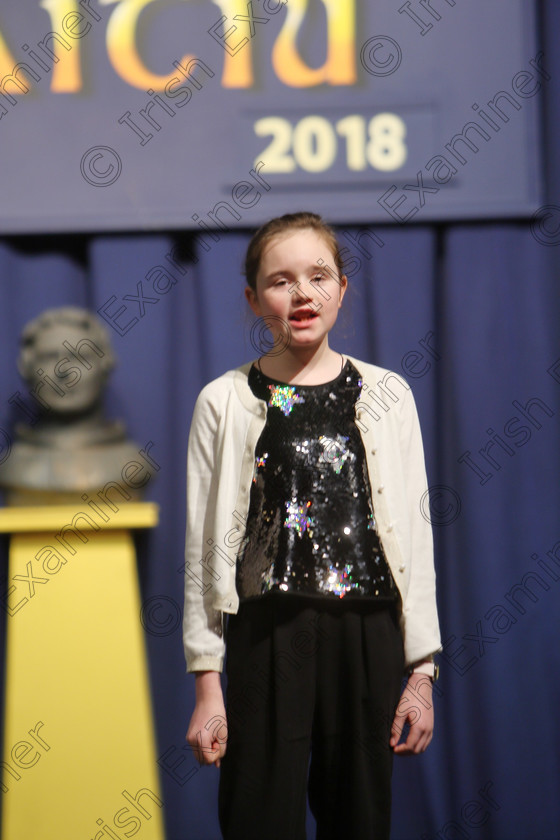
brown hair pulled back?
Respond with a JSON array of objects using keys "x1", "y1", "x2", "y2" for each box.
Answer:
[{"x1": 244, "y1": 212, "x2": 344, "y2": 292}]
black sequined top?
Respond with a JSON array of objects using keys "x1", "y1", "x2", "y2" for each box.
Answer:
[{"x1": 235, "y1": 358, "x2": 398, "y2": 604}]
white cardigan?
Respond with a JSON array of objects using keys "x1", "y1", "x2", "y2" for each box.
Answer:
[{"x1": 183, "y1": 354, "x2": 441, "y2": 672}]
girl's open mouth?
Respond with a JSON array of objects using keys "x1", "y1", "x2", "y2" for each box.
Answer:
[{"x1": 289, "y1": 311, "x2": 319, "y2": 324}]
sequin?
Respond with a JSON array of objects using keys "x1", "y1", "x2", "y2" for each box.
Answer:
[
  {"x1": 252, "y1": 452, "x2": 269, "y2": 482},
  {"x1": 324, "y1": 563, "x2": 360, "y2": 598},
  {"x1": 318, "y1": 433, "x2": 351, "y2": 475},
  {"x1": 284, "y1": 498, "x2": 314, "y2": 537},
  {"x1": 292, "y1": 438, "x2": 311, "y2": 457},
  {"x1": 235, "y1": 360, "x2": 398, "y2": 605},
  {"x1": 267, "y1": 384, "x2": 305, "y2": 416},
  {"x1": 262, "y1": 566, "x2": 278, "y2": 589}
]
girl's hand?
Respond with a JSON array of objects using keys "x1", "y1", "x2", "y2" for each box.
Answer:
[
  {"x1": 390, "y1": 673, "x2": 434, "y2": 755},
  {"x1": 186, "y1": 671, "x2": 228, "y2": 768}
]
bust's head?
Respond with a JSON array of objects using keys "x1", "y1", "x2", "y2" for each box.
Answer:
[{"x1": 18, "y1": 307, "x2": 116, "y2": 416}]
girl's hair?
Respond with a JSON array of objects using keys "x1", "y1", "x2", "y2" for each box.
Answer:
[{"x1": 244, "y1": 212, "x2": 344, "y2": 292}]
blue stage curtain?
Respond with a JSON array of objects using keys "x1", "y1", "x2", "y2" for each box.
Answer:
[{"x1": 1, "y1": 5, "x2": 559, "y2": 839}]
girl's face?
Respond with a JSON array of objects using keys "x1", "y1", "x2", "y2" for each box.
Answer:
[{"x1": 245, "y1": 228, "x2": 347, "y2": 352}]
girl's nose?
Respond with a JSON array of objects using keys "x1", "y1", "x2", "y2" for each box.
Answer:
[{"x1": 290, "y1": 279, "x2": 314, "y2": 304}]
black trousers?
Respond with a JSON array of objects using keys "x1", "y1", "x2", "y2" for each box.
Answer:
[{"x1": 218, "y1": 594, "x2": 405, "y2": 840}]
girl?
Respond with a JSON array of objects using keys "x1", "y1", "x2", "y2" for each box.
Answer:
[{"x1": 183, "y1": 212, "x2": 441, "y2": 840}]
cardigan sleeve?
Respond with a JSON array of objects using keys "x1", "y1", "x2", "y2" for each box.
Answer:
[
  {"x1": 182, "y1": 384, "x2": 226, "y2": 673},
  {"x1": 397, "y1": 384, "x2": 442, "y2": 666}
]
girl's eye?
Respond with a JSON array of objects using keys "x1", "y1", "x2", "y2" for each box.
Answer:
[{"x1": 311, "y1": 275, "x2": 326, "y2": 283}]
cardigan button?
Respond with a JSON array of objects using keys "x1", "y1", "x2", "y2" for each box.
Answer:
[
  {"x1": 399, "y1": 565, "x2": 406, "y2": 573},
  {"x1": 377, "y1": 485, "x2": 385, "y2": 493},
  {"x1": 387, "y1": 524, "x2": 393, "y2": 532},
  {"x1": 371, "y1": 448, "x2": 377, "y2": 454}
]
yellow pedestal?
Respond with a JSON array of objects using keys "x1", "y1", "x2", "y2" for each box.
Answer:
[{"x1": 0, "y1": 504, "x2": 165, "y2": 840}]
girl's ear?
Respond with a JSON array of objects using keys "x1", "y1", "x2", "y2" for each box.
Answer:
[
  {"x1": 338, "y1": 275, "x2": 348, "y2": 306},
  {"x1": 245, "y1": 285, "x2": 261, "y2": 317}
]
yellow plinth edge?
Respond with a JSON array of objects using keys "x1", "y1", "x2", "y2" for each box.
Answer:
[
  {"x1": 0, "y1": 502, "x2": 159, "y2": 533},
  {"x1": 2, "y1": 526, "x2": 165, "y2": 839}
]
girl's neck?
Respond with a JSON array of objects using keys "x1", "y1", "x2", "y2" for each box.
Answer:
[{"x1": 257, "y1": 344, "x2": 344, "y2": 386}]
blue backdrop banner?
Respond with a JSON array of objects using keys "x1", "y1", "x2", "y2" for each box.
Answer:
[{"x1": 0, "y1": 0, "x2": 544, "y2": 232}]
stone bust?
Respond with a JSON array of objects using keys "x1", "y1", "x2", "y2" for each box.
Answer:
[{"x1": 0, "y1": 306, "x2": 145, "y2": 505}]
